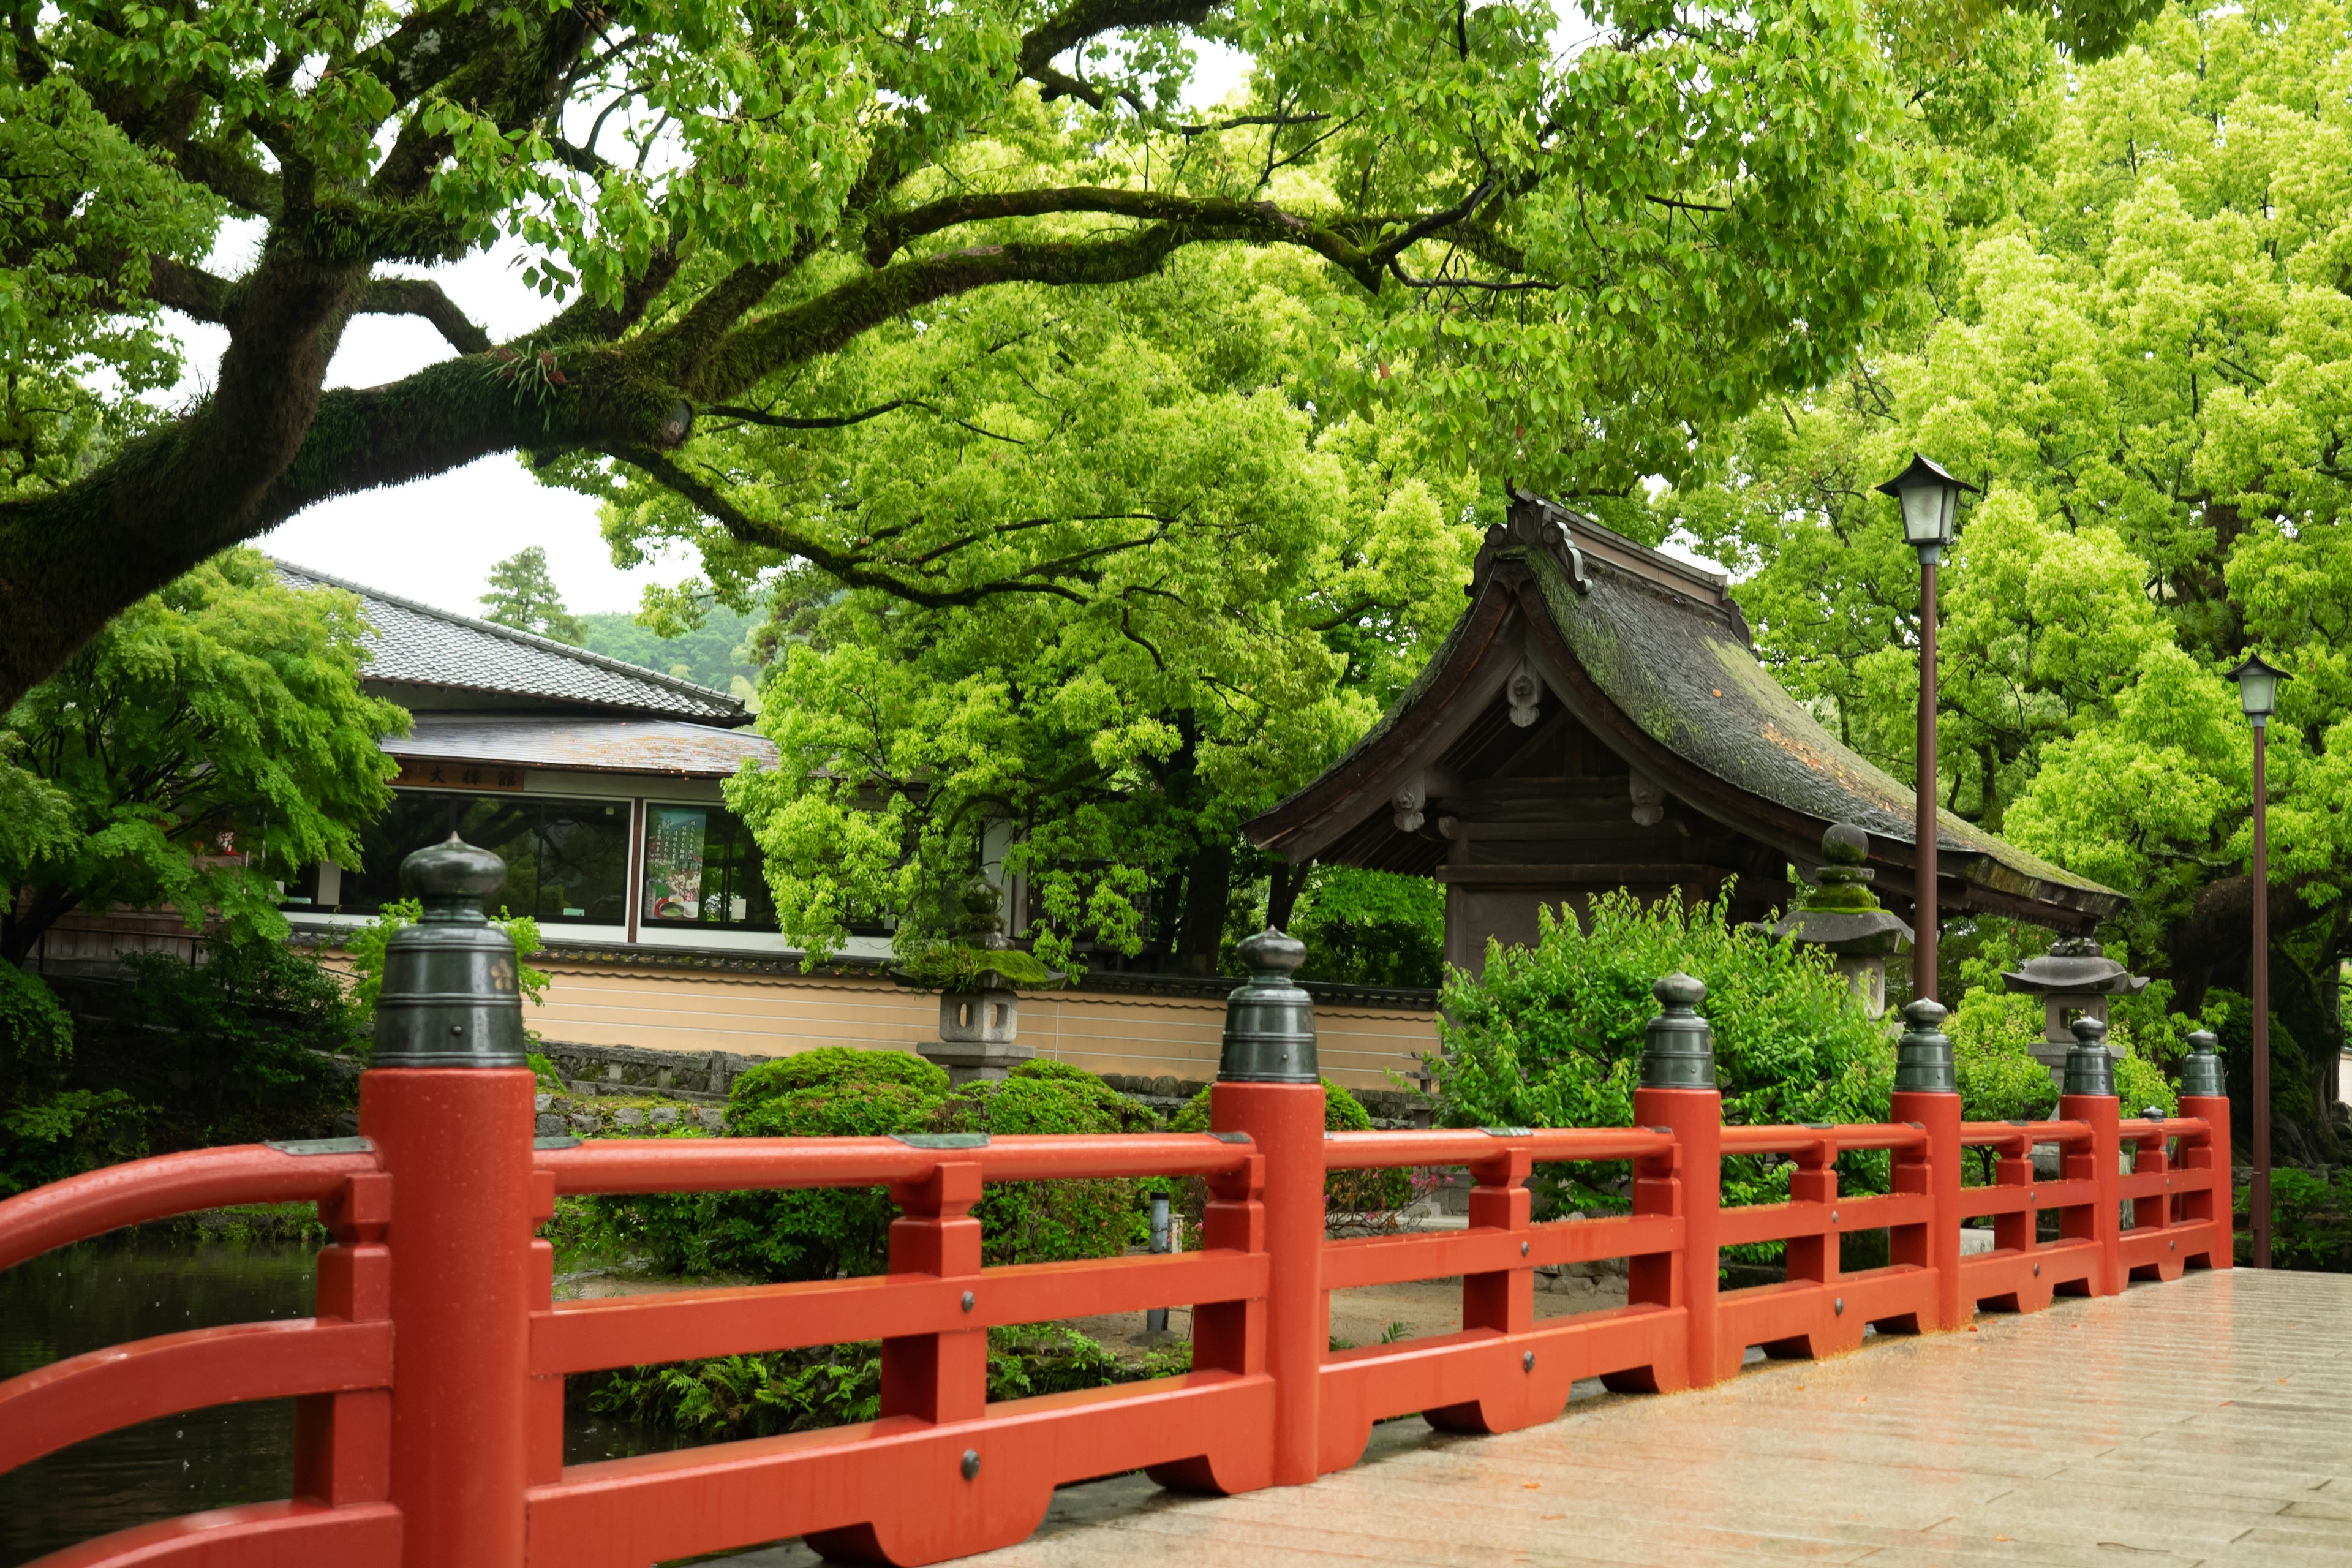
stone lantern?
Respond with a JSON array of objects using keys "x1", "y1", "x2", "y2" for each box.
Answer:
[
  {"x1": 910, "y1": 876, "x2": 1057, "y2": 1085},
  {"x1": 2000, "y1": 937, "x2": 2147, "y2": 1087},
  {"x1": 1773, "y1": 823, "x2": 1913, "y2": 1017}
]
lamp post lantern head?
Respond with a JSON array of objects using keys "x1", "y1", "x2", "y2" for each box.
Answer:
[
  {"x1": 2225, "y1": 651, "x2": 2291, "y2": 727},
  {"x1": 1875, "y1": 453, "x2": 1978, "y2": 564}
]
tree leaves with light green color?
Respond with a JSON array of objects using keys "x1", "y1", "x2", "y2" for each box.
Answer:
[
  {"x1": 698, "y1": 251, "x2": 1483, "y2": 968},
  {"x1": 7, "y1": 0, "x2": 2005, "y2": 716},
  {"x1": 0, "y1": 549, "x2": 408, "y2": 966},
  {"x1": 1654, "y1": 1, "x2": 2352, "y2": 1084}
]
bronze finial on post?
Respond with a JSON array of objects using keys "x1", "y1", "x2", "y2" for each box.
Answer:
[
  {"x1": 2179, "y1": 1029, "x2": 2225, "y2": 1098},
  {"x1": 1640, "y1": 973, "x2": 1716, "y2": 1089},
  {"x1": 1894, "y1": 998, "x2": 1957, "y2": 1094},
  {"x1": 370, "y1": 834, "x2": 527, "y2": 1068},
  {"x1": 1218, "y1": 929, "x2": 1318, "y2": 1083},
  {"x1": 2062, "y1": 1014, "x2": 2116, "y2": 1099}
]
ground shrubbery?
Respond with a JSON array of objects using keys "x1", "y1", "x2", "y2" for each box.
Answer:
[
  {"x1": 573, "y1": 1049, "x2": 1155, "y2": 1281},
  {"x1": 567, "y1": 1047, "x2": 1188, "y2": 1438},
  {"x1": 1432, "y1": 891, "x2": 1896, "y2": 1218},
  {"x1": 585, "y1": 1324, "x2": 1193, "y2": 1441}
]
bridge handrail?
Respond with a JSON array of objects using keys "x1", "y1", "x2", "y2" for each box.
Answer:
[
  {"x1": 0, "y1": 1143, "x2": 380, "y2": 1273},
  {"x1": 1321, "y1": 1126, "x2": 1671, "y2": 1169},
  {"x1": 535, "y1": 1129, "x2": 1256, "y2": 1195},
  {"x1": 0, "y1": 995, "x2": 2239, "y2": 1568},
  {"x1": 1717, "y1": 1121, "x2": 1931, "y2": 1157}
]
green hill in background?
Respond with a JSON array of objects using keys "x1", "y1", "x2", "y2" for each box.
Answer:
[{"x1": 579, "y1": 607, "x2": 766, "y2": 703}]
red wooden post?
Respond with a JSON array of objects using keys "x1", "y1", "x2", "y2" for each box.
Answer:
[
  {"x1": 293, "y1": 1169, "x2": 393, "y2": 1506},
  {"x1": 1209, "y1": 930, "x2": 1325, "y2": 1487},
  {"x1": 1891, "y1": 998, "x2": 1963, "y2": 1330},
  {"x1": 2179, "y1": 1030, "x2": 2233, "y2": 1270},
  {"x1": 2059, "y1": 1015, "x2": 2123, "y2": 1297},
  {"x1": 1625, "y1": 974, "x2": 1722, "y2": 1387},
  {"x1": 362, "y1": 835, "x2": 541, "y2": 1568},
  {"x1": 878, "y1": 1158, "x2": 988, "y2": 1423}
]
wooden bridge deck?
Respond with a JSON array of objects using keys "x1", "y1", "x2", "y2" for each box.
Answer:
[{"x1": 717, "y1": 1269, "x2": 2352, "y2": 1568}]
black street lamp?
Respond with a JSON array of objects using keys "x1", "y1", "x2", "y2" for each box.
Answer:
[
  {"x1": 2227, "y1": 650, "x2": 2291, "y2": 1269},
  {"x1": 1877, "y1": 454, "x2": 1980, "y2": 1003}
]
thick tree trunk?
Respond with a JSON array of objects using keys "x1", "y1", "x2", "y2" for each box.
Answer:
[
  {"x1": 1170, "y1": 840, "x2": 1234, "y2": 977},
  {"x1": 1268, "y1": 859, "x2": 1311, "y2": 932}
]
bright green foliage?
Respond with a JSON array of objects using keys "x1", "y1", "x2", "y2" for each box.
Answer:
[
  {"x1": 1289, "y1": 867, "x2": 1446, "y2": 989},
  {"x1": 1657, "y1": 0, "x2": 2352, "y2": 1138},
  {"x1": 0, "y1": 549, "x2": 404, "y2": 967},
  {"x1": 6, "y1": 0, "x2": 2030, "y2": 719},
  {"x1": 479, "y1": 548, "x2": 586, "y2": 645},
  {"x1": 1434, "y1": 892, "x2": 1896, "y2": 1215},
  {"x1": 2237, "y1": 1166, "x2": 2352, "y2": 1270},
  {"x1": 0, "y1": 75, "x2": 220, "y2": 502},
  {"x1": 703, "y1": 268, "x2": 1485, "y2": 968},
  {"x1": 344, "y1": 897, "x2": 551, "y2": 1020},
  {"x1": 938, "y1": 1058, "x2": 1160, "y2": 1266},
  {"x1": 1943, "y1": 988, "x2": 2060, "y2": 1126}
]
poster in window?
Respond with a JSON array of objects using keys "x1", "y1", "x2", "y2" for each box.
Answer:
[{"x1": 646, "y1": 807, "x2": 708, "y2": 921}]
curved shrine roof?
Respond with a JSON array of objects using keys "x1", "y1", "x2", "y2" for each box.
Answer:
[{"x1": 1248, "y1": 499, "x2": 2120, "y2": 928}]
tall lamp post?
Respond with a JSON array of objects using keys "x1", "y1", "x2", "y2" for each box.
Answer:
[
  {"x1": 2228, "y1": 650, "x2": 2290, "y2": 1268},
  {"x1": 1877, "y1": 454, "x2": 1980, "y2": 1003}
]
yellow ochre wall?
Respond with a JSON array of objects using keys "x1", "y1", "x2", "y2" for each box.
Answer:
[{"x1": 527, "y1": 960, "x2": 1439, "y2": 1090}]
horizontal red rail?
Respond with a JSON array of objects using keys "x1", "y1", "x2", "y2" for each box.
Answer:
[
  {"x1": 1321, "y1": 1127, "x2": 1672, "y2": 1169},
  {"x1": 535, "y1": 1131, "x2": 1254, "y2": 1195},
  {"x1": 28, "y1": 1500, "x2": 402, "y2": 1568},
  {"x1": 0, "y1": 1318, "x2": 392, "y2": 1474},
  {"x1": 1958, "y1": 1177, "x2": 2095, "y2": 1219},
  {"x1": 1321, "y1": 1212, "x2": 1680, "y2": 1291},
  {"x1": 1958, "y1": 1118, "x2": 2097, "y2": 1148},
  {"x1": 1717, "y1": 1122, "x2": 1929, "y2": 1156},
  {"x1": 533, "y1": 1248, "x2": 1267, "y2": 1376},
  {"x1": 1716, "y1": 1190, "x2": 1931, "y2": 1248},
  {"x1": 0, "y1": 1144, "x2": 378, "y2": 1273}
]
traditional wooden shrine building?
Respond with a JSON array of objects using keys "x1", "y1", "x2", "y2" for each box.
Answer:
[{"x1": 1248, "y1": 493, "x2": 2122, "y2": 971}]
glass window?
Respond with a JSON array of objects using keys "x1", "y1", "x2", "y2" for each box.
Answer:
[
  {"x1": 314, "y1": 790, "x2": 630, "y2": 924},
  {"x1": 641, "y1": 803, "x2": 777, "y2": 930}
]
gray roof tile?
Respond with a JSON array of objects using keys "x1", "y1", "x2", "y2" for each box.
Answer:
[{"x1": 274, "y1": 559, "x2": 748, "y2": 724}]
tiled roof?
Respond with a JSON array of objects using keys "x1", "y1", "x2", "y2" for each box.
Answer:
[{"x1": 274, "y1": 560, "x2": 748, "y2": 724}]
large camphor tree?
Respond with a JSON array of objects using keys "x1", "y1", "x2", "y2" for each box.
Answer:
[
  {"x1": 1659, "y1": 0, "x2": 2352, "y2": 1156},
  {"x1": 3, "y1": 0, "x2": 2160, "y2": 710}
]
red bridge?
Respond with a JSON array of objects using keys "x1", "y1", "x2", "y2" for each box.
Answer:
[{"x1": 0, "y1": 847, "x2": 2245, "y2": 1567}]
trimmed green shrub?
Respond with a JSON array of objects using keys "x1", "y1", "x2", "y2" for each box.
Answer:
[
  {"x1": 578, "y1": 1049, "x2": 1159, "y2": 1280},
  {"x1": 1433, "y1": 891, "x2": 1895, "y2": 1216},
  {"x1": 937, "y1": 1058, "x2": 1159, "y2": 1265}
]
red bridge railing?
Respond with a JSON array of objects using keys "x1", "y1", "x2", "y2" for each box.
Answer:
[{"x1": 0, "y1": 961, "x2": 2234, "y2": 1568}]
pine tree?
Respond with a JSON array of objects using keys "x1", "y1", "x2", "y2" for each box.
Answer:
[{"x1": 480, "y1": 549, "x2": 585, "y2": 646}]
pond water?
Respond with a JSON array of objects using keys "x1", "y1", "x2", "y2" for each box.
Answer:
[{"x1": 0, "y1": 1229, "x2": 686, "y2": 1567}]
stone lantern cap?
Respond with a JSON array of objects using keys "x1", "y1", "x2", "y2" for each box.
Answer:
[
  {"x1": 1773, "y1": 823, "x2": 1913, "y2": 957},
  {"x1": 2000, "y1": 937, "x2": 2148, "y2": 999}
]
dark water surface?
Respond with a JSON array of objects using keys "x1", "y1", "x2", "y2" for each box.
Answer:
[{"x1": 0, "y1": 1230, "x2": 684, "y2": 1567}]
